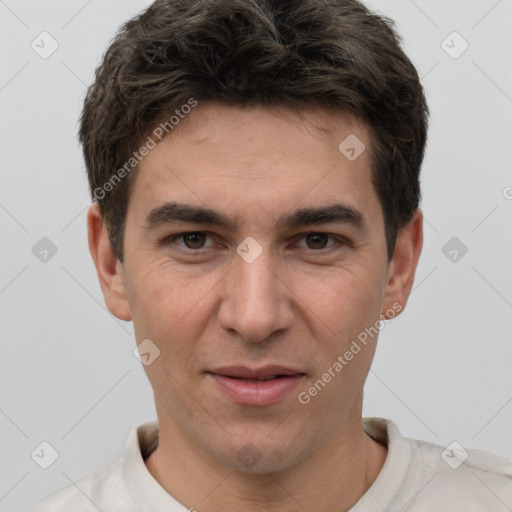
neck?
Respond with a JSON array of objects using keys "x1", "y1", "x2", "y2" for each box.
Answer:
[{"x1": 144, "y1": 411, "x2": 387, "y2": 512}]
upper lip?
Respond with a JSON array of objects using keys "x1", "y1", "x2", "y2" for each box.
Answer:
[{"x1": 207, "y1": 365, "x2": 305, "y2": 379}]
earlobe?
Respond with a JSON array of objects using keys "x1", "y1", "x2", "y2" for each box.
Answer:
[
  {"x1": 382, "y1": 209, "x2": 423, "y2": 318},
  {"x1": 87, "y1": 203, "x2": 132, "y2": 321}
]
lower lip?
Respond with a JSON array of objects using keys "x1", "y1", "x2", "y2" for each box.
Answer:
[{"x1": 208, "y1": 373, "x2": 305, "y2": 406}]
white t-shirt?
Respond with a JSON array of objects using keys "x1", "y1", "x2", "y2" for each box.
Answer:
[{"x1": 24, "y1": 418, "x2": 512, "y2": 511}]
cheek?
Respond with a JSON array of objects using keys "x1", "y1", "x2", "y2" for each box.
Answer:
[
  {"x1": 127, "y1": 260, "x2": 224, "y2": 370},
  {"x1": 296, "y1": 273, "x2": 382, "y2": 417},
  {"x1": 129, "y1": 260, "x2": 207, "y2": 329},
  {"x1": 302, "y1": 265, "x2": 384, "y2": 343}
]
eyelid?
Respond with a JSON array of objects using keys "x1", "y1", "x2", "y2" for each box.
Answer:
[
  {"x1": 164, "y1": 231, "x2": 216, "y2": 249},
  {"x1": 293, "y1": 231, "x2": 349, "y2": 250}
]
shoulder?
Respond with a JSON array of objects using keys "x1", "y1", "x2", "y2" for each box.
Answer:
[
  {"x1": 23, "y1": 458, "x2": 137, "y2": 512},
  {"x1": 23, "y1": 422, "x2": 159, "y2": 512},
  {"x1": 406, "y1": 436, "x2": 512, "y2": 509},
  {"x1": 363, "y1": 418, "x2": 512, "y2": 511}
]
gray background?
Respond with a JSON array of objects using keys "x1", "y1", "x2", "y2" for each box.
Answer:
[{"x1": 1, "y1": 0, "x2": 511, "y2": 510}]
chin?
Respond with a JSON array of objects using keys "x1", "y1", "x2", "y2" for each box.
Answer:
[{"x1": 211, "y1": 431, "x2": 313, "y2": 475}]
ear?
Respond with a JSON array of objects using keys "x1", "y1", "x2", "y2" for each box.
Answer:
[
  {"x1": 87, "y1": 203, "x2": 132, "y2": 321},
  {"x1": 381, "y1": 209, "x2": 423, "y2": 318}
]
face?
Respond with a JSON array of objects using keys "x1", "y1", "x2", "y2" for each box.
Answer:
[{"x1": 96, "y1": 103, "x2": 418, "y2": 474}]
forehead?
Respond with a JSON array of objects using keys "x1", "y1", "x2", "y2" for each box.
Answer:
[
  {"x1": 152, "y1": 102, "x2": 372, "y2": 163},
  {"x1": 130, "y1": 103, "x2": 380, "y2": 225}
]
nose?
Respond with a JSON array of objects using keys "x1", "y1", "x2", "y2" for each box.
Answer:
[{"x1": 217, "y1": 247, "x2": 294, "y2": 344}]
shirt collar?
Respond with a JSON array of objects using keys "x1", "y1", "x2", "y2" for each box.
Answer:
[
  {"x1": 123, "y1": 421, "x2": 188, "y2": 512},
  {"x1": 350, "y1": 417, "x2": 412, "y2": 511},
  {"x1": 122, "y1": 417, "x2": 411, "y2": 512}
]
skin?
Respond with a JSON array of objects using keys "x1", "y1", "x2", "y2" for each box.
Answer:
[{"x1": 88, "y1": 103, "x2": 423, "y2": 512}]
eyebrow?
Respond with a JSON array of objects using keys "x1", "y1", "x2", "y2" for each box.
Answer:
[{"x1": 144, "y1": 201, "x2": 366, "y2": 233}]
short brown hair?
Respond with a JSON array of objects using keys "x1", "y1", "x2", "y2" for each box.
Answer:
[{"x1": 79, "y1": 0, "x2": 428, "y2": 261}]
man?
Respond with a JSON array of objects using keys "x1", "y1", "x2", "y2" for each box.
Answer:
[{"x1": 25, "y1": 0, "x2": 511, "y2": 510}]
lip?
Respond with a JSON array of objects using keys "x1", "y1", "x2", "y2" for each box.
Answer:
[
  {"x1": 206, "y1": 365, "x2": 306, "y2": 406},
  {"x1": 208, "y1": 365, "x2": 303, "y2": 379}
]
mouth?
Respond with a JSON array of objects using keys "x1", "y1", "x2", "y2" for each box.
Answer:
[
  {"x1": 206, "y1": 365, "x2": 306, "y2": 406},
  {"x1": 223, "y1": 375, "x2": 291, "y2": 381}
]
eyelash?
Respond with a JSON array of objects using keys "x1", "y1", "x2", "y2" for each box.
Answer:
[{"x1": 163, "y1": 231, "x2": 349, "y2": 254}]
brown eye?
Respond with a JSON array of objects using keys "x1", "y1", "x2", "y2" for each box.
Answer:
[
  {"x1": 165, "y1": 232, "x2": 214, "y2": 250},
  {"x1": 181, "y1": 233, "x2": 207, "y2": 249},
  {"x1": 294, "y1": 232, "x2": 348, "y2": 253},
  {"x1": 305, "y1": 233, "x2": 329, "y2": 250}
]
